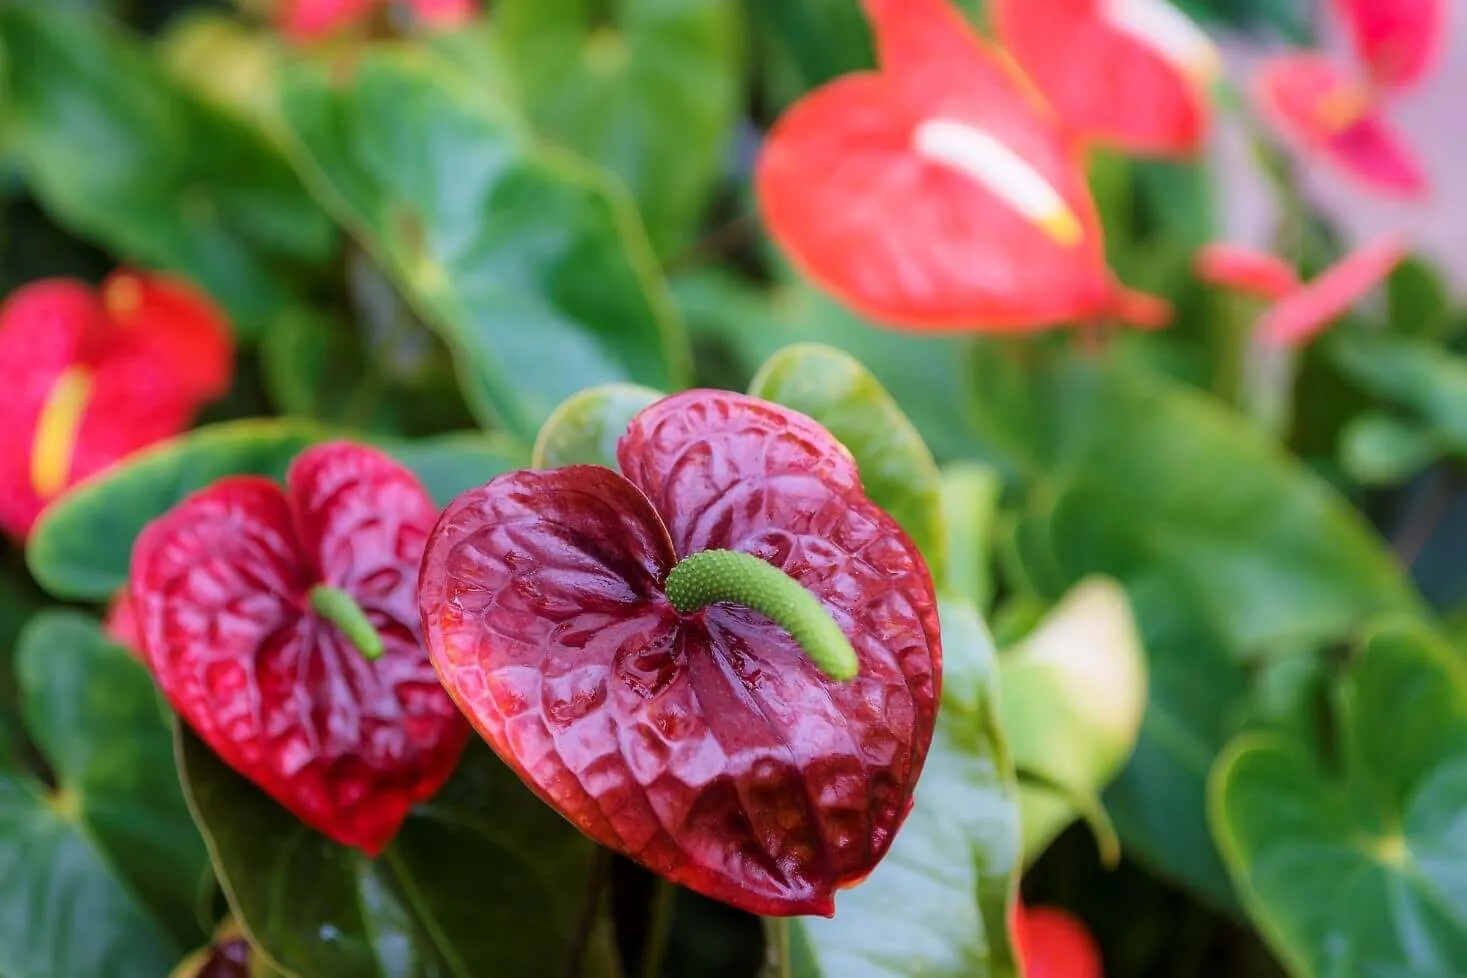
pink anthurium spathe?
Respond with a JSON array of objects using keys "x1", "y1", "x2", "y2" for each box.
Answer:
[
  {"x1": 993, "y1": 0, "x2": 1221, "y2": 156},
  {"x1": 756, "y1": 0, "x2": 1111, "y2": 333},
  {"x1": 1196, "y1": 237, "x2": 1407, "y2": 347},
  {"x1": 276, "y1": 0, "x2": 474, "y2": 41},
  {"x1": 1332, "y1": 0, "x2": 1447, "y2": 93},
  {"x1": 1012, "y1": 900, "x2": 1104, "y2": 978},
  {"x1": 1254, "y1": 54, "x2": 1427, "y2": 198}
]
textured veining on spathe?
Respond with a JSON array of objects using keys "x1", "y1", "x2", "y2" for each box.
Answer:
[
  {"x1": 421, "y1": 391, "x2": 941, "y2": 916},
  {"x1": 132, "y1": 443, "x2": 469, "y2": 854}
]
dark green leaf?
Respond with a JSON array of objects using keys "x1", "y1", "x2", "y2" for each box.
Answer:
[
  {"x1": 531, "y1": 383, "x2": 663, "y2": 469},
  {"x1": 780, "y1": 598, "x2": 1020, "y2": 978},
  {"x1": 27, "y1": 420, "x2": 526, "y2": 602},
  {"x1": 179, "y1": 731, "x2": 620, "y2": 978},
  {"x1": 1339, "y1": 412, "x2": 1439, "y2": 486},
  {"x1": 0, "y1": 6, "x2": 334, "y2": 336},
  {"x1": 0, "y1": 612, "x2": 210, "y2": 977},
  {"x1": 1213, "y1": 619, "x2": 1467, "y2": 975},
  {"x1": 277, "y1": 50, "x2": 690, "y2": 441},
  {"x1": 939, "y1": 463, "x2": 1002, "y2": 612},
  {"x1": 1388, "y1": 256, "x2": 1453, "y2": 341},
  {"x1": 1327, "y1": 330, "x2": 1467, "y2": 455},
  {"x1": 749, "y1": 343, "x2": 946, "y2": 579},
  {"x1": 495, "y1": 0, "x2": 742, "y2": 258}
]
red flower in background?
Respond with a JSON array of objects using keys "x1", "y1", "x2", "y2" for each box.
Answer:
[
  {"x1": 420, "y1": 391, "x2": 942, "y2": 916},
  {"x1": 0, "y1": 270, "x2": 233, "y2": 540},
  {"x1": 277, "y1": 0, "x2": 475, "y2": 41},
  {"x1": 1253, "y1": 0, "x2": 1445, "y2": 198},
  {"x1": 992, "y1": 0, "x2": 1221, "y2": 156},
  {"x1": 1012, "y1": 901, "x2": 1104, "y2": 978},
  {"x1": 1196, "y1": 236, "x2": 1406, "y2": 347},
  {"x1": 756, "y1": 0, "x2": 1111, "y2": 332},
  {"x1": 131, "y1": 442, "x2": 470, "y2": 856}
]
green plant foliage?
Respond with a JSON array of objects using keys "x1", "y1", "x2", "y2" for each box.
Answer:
[
  {"x1": 531, "y1": 383, "x2": 663, "y2": 469},
  {"x1": 0, "y1": 6, "x2": 334, "y2": 337},
  {"x1": 1213, "y1": 619, "x2": 1467, "y2": 975},
  {"x1": 277, "y1": 49, "x2": 691, "y2": 441},
  {"x1": 0, "y1": 613, "x2": 210, "y2": 978}
]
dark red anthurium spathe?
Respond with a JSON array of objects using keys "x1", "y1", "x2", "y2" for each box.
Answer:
[
  {"x1": 756, "y1": 0, "x2": 1110, "y2": 333},
  {"x1": 131, "y1": 442, "x2": 470, "y2": 856},
  {"x1": 1012, "y1": 900, "x2": 1104, "y2": 978},
  {"x1": 992, "y1": 0, "x2": 1221, "y2": 156},
  {"x1": 1332, "y1": 0, "x2": 1446, "y2": 93},
  {"x1": 419, "y1": 391, "x2": 943, "y2": 917},
  {"x1": 1254, "y1": 54, "x2": 1427, "y2": 199},
  {"x1": 0, "y1": 270, "x2": 234, "y2": 540},
  {"x1": 277, "y1": 0, "x2": 475, "y2": 41},
  {"x1": 1196, "y1": 236, "x2": 1406, "y2": 347}
]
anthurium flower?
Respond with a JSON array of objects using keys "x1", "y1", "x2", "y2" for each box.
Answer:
[
  {"x1": 1254, "y1": 54, "x2": 1427, "y2": 198},
  {"x1": 1332, "y1": 0, "x2": 1446, "y2": 92},
  {"x1": 992, "y1": 0, "x2": 1221, "y2": 156},
  {"x1": 756, "y1": 0, "x2": 1110, "y2": 332},
  {"x1": 131, "y1": 442, "x2": 470, "y2": 856},
  {"x1": 277, "y1": 0, "x2": 474, "y2": 41},
  {"x1": 1107, "y1": 280, "x2": 1173, "y2": 330},
  {"x1": 1012, "y1": 900, "x2": 1104, "y2": 978},
  {"x1": 1196, "y1": 236, "x2": 1406, "y2": 347},
  {"x1": 420, "y1": 390, "x2": 942, "y2": 916},
  {"x1": 0, "y1": 271, "x2": 233, "y2": 540}
]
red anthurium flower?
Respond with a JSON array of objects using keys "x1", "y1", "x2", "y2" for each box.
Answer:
[
  {"x1": 1332, "y1": 0, "x2": 1446, "y2": 93},
  {"x1": 993, "y1": 0, "x2": 1221, "y2": 156},
  {"x1": 1012, "y1": 900, "x2": 1104, "y2": 978},
  {"x1": 420, "y1": 391, "x2": 943, "y2": 916},
  {"x1": 0, "y1": 272, "x2": 233, "y2": 540},
  {"x1": 1254, "y1": 54, "x2": 1427, "y2": 198},
  {"x1": 104, "y1": 590, "x2": 142, "y2": 655},
  {"x1": 1108, "y1": 280, "x2": 1173, "y2": 330},
  {"x1": 756, "y1": 0, "x2": 1110, "y2": 332},
  {"x1": 131, "y1": 442, "x2": 470, "y2": 856},
  {"x1": 277, "y1": 0, "x2": 475, "y2": 41},
  {"x1": 1256, "y1": 235, "x2": 1407, "y2": 347},
  {"x1": 1195, "y1": 243, "x2": 1302, "y2": 300}
]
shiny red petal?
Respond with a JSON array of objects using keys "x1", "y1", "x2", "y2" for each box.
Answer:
[
  {"x1": 1332, "y1": 0, "x2": 1446, "y2": 92},
  {"x1": 0, "y1": 280, "x2": 103, "y2": 538},
  {"x1": 103, "y1": 270, "x2": 234, "y2": 402},
  {"x1": 1254, "y1": 54, "x2": 1428, "y2": 199},
  {"x1": 132, "y1": 445, "x2": 467, "y2": 856},
  {"x1": 1012, "y1": 901, "x2": 1104, "y2": 978},
  {"x1": 424, "y1": 393, "x2": 942, "y2": 917},
  {"x1": 1195, "y1": 243, "x2": 1301, "y2": 300},
  {"x1": 104, "y1": 589, "x2": 142, "y2": 656},
  {"x1": 757, "y1": 2, "x2": 1109, "y2": 332},
  {"x1": 993, "y1": 0, "x2": 1213, "y2": 155},
  {"x1": 277, "y1": 0, "x2": 379, "y2": 39},
  {"x1": 1256, "y1": 235, "x2": 1407, "y2": 348}
]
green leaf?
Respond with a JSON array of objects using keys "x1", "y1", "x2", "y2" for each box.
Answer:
[
  {"x1": 1212, "y1": 619, "x2": 1467, "y2": 976},
  {"x1": 0, "y1": 6, "x2": 334, "y2": 336},
  {"x1": 780, "y1": 598, "x2": 1021, "y2": 978},
  {"x1": 179, "y1": 731, "x2": 620, "y2": 978},
  {"x1": 495, "y1": 0, "x2": 742, "y2": 258},
  {"x1": 1327, "y1": 331, "x2": 1467, "y2": 455},
  {"x1": 532, "y1": 383, "x2": 664, "y2": 469},
  {"x1": 1388, "y1": 256, "x2": 1453, "y2": 341},
  {"x1": 27, "y1": 420, "x2": 526, "y2": 602},
  {"x1": 1340, "y1": 412, "x2": 1439, "y2": 486},
  {"x1": 277, "y1": 49, "x2": 690, "y2": 441},
  {"x1": 0, "y1": 612, "x2": 210, "y2": 977},
  {"x1": 939, "y1": 463, "x2": 1003, "y2": 612},
  {"x1": 750, "y1": 343, "x2": 947, "y2": 580}
]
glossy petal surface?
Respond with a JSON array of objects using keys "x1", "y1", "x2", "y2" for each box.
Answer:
[
  {"x1": 1332, "y1": 0, "x2": 1446, "y2": 91},
  {"x1": 132, "y1": 442, "x2": 468, "y2": 855},
  {"x1": 993, "y1": 0, "x2": 1215, "y2": 155},
  {"x1": 102, "y1": 270, "x2": 234, "y2": 402},
  {"x1": 757, "y1": 0, "x2": 1108, "y2": 332},
  {"x1": 1195, "y1": 243, "x2": 1301, "y2": 300},
  {"x1": 1255, "y1": 54, "x2": 1427, "y2": 198},
  {"x1": 1012, "y1": 902, "x2": 1104, "y2": 978},
  {"x1": 422, "y1": 392, "x2": 942, "y2": 916},
  {"x1": 1257, "y1": 236, "x2": 1407, "y2": 348}
]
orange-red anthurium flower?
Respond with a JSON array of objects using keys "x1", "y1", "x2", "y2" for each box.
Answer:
[
  {"x1": 0, "y1": 271, "x2": 233, "y2": 540},
  {"x1": 993, "y1": 0, "x2": 1221, "y2": 156},
  {"x1": 756, "y1": 0, "x2": 1111, "y2": 332},
  {"x1": 1012, "y1": 900, "x2": 1104, "y2": 978},
  {"x1": 277, "y1": 0, "x2": 474, "y2": 41},
  {"x1": 1195, "y1": 243, "x2": 1302, "y2": 300},
  {"x1": 1108, "y1": 280, "x2": 1173, "y2": 330},
  {"x1": 1196, "y1": 237, "x2": 1406, "y2": 347},
  {"x1": 1254, "y1": 54, "x2": 1427, "y2": 198},
  {"x1": 1332, "y1": 0, "x2": 1446, "y2": 93}
]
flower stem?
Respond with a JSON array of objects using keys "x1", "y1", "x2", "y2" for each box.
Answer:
[
  {"x1": 309, "y1": 585, "x2": 384, "y2": 661},
  {"x1": 663, "y1": 550, "x2": 859, "y2": 681},
  {"x1": 638, "y1": 878, "x2": 677, "y2": 978}
]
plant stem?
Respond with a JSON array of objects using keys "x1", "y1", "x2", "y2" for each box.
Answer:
[
  {"x1": 638, "y1": 879, "x2": 677, "y2": 978},
  {"x1": 561, "y1": 847, "x2": 614, "y2": 978}
]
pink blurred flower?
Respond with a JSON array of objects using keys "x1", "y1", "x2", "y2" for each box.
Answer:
[{"x1": 277, "y1": 0, "x2": 475, "y2": 41}]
